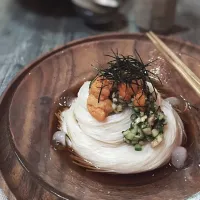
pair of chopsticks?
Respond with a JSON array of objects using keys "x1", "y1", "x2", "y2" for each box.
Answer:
[{"x1": 146, "y1": 31, "x2": 200, "y2": 97}]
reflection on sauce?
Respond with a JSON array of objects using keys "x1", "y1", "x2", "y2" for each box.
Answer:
[{"x1": 50, "y1": 79, "x2": 195, "y2": 186}]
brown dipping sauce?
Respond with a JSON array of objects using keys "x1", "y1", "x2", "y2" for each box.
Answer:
[{"x1": 51, "y1": 80, "x2": 195, "y2": 186}]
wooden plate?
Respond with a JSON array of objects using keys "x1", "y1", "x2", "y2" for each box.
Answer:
[{"x1": 1, "y1": 33, "x2": 200, "y2": 200}]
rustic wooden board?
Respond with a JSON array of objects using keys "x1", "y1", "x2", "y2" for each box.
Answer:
[
  {"x1": 0, "y1": 33, "x2": 200, "y2": 199},
  {"x1": 1, "y1": 0, "x2": 200, "y2": 198}
]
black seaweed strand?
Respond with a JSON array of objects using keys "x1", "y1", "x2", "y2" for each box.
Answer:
[{"x1": 92, "y1": 50, "x2": 159, "y2": 103}]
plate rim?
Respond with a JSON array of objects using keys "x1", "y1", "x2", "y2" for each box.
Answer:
[
  {"x1": 2, "y1": 32, "x2": 200, "y2": 104},
  {"x1": 2, "y1": 32, "x2": 200, "y2": 199}
]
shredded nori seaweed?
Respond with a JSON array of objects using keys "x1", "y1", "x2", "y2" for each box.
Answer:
[{"x1": 91, "y1": 49, "x2": 161, "y2": 105}]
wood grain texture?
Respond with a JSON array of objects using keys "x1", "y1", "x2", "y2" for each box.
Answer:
[
  {"x1": 0, "y1": 0, "x2": 200, "y2": 96},
  {"x1": 1, "y1": 0, "x2": 200, "y2": 198},
  {"x1": 0, "y1": 33, "x2": 200, "y2": 199}
]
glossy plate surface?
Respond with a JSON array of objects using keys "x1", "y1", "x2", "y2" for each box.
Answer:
[{"x1": 1, "y1": 33, "x2": 200, "y2": 199}]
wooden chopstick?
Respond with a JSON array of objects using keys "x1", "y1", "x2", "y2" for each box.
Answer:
[
  {"x1": 146, "y1": 31, "x2": 200, "y2": 96},
  {"x1": 146, "y1": 32, "x2": 199, "y2": 88},
  {"x1": 147, "y1": 31, "x2": 200, "y2": 87},
  {"x1": 146, "y1": 32, "x2": 200, "y2": 91},
  {"x1": 148, "y1": 31, "x2": 200, "y2": 86}
]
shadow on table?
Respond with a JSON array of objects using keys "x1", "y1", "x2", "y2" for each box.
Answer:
[
  {"x1": 16, "y1": 0, "x2": 76, "y2": 17},
  {"x1": 84, "y1": 13, "x2": 127, "y2": 32},
  {"x1": 169, "y1": 24, "x2": 189, "y2": 35},
  {"x1": 14, "y1": 0, "x2": 127, "y2": 32}
]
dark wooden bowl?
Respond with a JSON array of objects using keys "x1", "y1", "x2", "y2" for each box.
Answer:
[{"x1": 1, "y1": 33, "x2": 200, "y2": 200}]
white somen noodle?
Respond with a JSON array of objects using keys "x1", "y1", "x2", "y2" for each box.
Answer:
[{"x1": 59, "y1": 82, "x2": 185, "y2": 174}]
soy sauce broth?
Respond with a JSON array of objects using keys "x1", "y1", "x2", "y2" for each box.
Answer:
[{"x1": 50, "y1": 79, "x2": 197, "y2": 186}]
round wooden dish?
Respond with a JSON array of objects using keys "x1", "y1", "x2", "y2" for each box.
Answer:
[{"x1": 1, "y1": 33, "x2": 200, "y2": 200}]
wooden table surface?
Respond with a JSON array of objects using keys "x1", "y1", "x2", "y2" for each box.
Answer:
[{"x1": 0, "y1": 0, "x2": 200, "y2": 199}]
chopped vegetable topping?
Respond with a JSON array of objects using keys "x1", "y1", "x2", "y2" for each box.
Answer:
[
  {"x1": 123, "y1": 101, "x2": 167, "y2": 150},
  {"x1": 88, "y1": 50, "x2": 167, "y2": 150}
]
